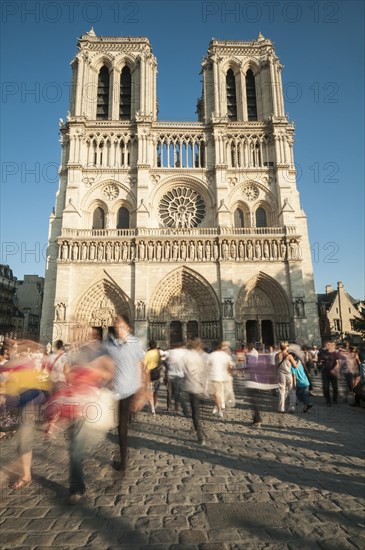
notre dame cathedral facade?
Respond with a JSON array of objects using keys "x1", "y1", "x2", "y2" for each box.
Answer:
[{"x1": 40, "y1": 30, "x2": 321, "y2": 348}]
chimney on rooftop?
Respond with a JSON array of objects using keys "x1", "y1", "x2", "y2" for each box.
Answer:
[{"x1": 325, "y1": 285, "x2": 333, "y2": 294}]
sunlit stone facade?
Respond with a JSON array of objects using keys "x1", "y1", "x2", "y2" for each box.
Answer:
[{"x1": 40, "y1": 30, "x2": 321, "y2": 348}]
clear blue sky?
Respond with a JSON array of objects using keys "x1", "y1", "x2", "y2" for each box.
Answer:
[{"x1": 1, "y1": 0, "x2": 364, "y2": 299}]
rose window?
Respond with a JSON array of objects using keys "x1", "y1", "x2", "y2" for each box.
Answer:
[
  {"x1": 159, "y1": 187, "x2": 206, "y2": 228},
  {"x1": 243, "y1": 184, "x2": 259, "y2": 201}
]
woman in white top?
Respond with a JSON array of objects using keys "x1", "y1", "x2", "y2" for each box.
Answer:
[
  {"x1": 208, "y1": 341, "x2": 233, "y2": 418},
  {"x1": 275, "y1": 341, "x2": 297, "y2": 413}
]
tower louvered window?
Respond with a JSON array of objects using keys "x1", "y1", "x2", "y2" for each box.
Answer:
[
  {"x1": 120, "y1": 66, "x2": 131, "y2": 120},
  {"x1": 226, "y1": 69, "x2": 237, "y2": 121},
  {"x1": 246, "y1": 69, "x2": 257, "y2": 121},
  {"x1": 97, "y1": 66, "x2": 110, "y2": 120}
]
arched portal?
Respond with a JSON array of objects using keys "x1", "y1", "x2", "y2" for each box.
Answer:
[
  {"x1": 236, "y1": 272, "x2": 293, "y2": 346},
  {"x1": 73, "y1": 279, "x2": 131, "y2": 341},
  {"x1": 148, "y1": 267, "x2": 221, "y2": 347}
]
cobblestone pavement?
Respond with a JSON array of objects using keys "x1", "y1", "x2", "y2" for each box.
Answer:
[{"x1": 1, "y1": 374, "x2": 364, "y2": 550}]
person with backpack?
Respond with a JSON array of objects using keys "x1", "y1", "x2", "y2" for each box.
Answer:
[{"x1": 290, "y1": 353, "x2": 313, "y2": 413}]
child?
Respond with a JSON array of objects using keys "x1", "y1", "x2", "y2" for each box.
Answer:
[{"x1": 291, "y1": 354, "x2": 313, "y2": 413}]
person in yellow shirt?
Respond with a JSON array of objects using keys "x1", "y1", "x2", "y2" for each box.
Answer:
[{"x1": 144, "y1": 340, "x2": 162, "y2": 414}]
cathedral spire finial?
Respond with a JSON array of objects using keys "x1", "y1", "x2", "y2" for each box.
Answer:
[
  {"x1": 257, "y1": 32, "x2": 265, "y2": 41},
  {"x1": 86, "y1": 27, "x2": 96, "y2": 37}
]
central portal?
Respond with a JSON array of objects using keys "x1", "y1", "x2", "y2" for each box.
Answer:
[{"x1": 148, "y1": 267, "x2": 221, "y2": 348}]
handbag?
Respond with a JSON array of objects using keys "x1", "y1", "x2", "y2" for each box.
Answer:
[
  {"x1": 46, "y1": 385, "x2": 117, "y2": 433},
  {"x1": 81, "y1": 386, "x2": 117, "y2": 432}
]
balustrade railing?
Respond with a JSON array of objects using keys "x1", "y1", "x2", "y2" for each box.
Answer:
[{"x1": 60, "y1": 226, "x2": 296, "y2": 239}]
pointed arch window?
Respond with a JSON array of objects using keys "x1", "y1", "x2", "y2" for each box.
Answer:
[
  {"x1": 92, "y1": 207, "x2": 105, "y2": 230},
  {"x1": 226, "y1": 69, "x2": 237, "y2": 121},
  {"x1": 246, "y1": 69, "x2": 257, "y2": 121},
  {"x1": 97, "y1": 66, "x2": 110, "y2": 120},
  {"x1": 234, "y1": 208, "x2": 245, "y2": 228},
  {"x1": 120, "y1": 66, "x2": 132, "y2": 120},
  {"x1": 117, "y1": 207, "x2": 130, "y2": 229},
  {"x1": 255, "y1": 207, "x2": 267, "y2": 228}
]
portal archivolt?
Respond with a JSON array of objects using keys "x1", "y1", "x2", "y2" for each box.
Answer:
[
  {"x1": 74, "y1": 278, "x2": 131, "y2": 339},
  {"x1": 236, "y1": 272, "x2": 293, "y2": 344}
]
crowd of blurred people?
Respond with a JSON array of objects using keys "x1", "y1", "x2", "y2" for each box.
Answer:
[{"x1": 0, "y1": 324, "x2": 364, "y2": 502}]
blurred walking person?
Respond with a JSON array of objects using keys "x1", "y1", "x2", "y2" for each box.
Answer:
[
  {"x1": 208, "y1": 341, "x2": 233, "y2": 419},
  {"x1": 166, "y1": 342, "x2": 189, "y2": 416},
  {"x1": 275, "y1": 341, "x2": 297, "y2": 413},
  {"x1": 319, "y1": 341, "x2": 340, "y2": 405},
  {"x1": 45, "y1": 329, "x2": 114, "y2": 503},
  {"x1": 182, "y1": 338, "x2": 208, "y2": 444},
  {"x1": 1, "y1": 340, "x2": 50, "y2": 490},
  {"x1": 108, "y1": 315, "x2": 144, "y2": 475},
  {"x1": 144, "y1": 340, "x2": 162, "y2": 414}
]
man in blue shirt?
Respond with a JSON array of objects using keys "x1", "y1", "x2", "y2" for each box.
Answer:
[{"x1": 107, "y1": 314, "x2": 144, "y2": 474}]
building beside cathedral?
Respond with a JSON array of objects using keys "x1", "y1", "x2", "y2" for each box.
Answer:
[{"x1": 40, "y1": 30, "x2": 321, "y2": 348}]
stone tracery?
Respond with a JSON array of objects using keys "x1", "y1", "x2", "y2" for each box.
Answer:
[{"x1": 159, "y1": 187, "x2": 206, "y2": 228}]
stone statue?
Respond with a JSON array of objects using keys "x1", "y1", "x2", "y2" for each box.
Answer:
[
  {"x1": 272, "y1": 240, "x2": 278, "y2": 260},
  {"x1": 61, "y1": 242, "x2": 68, "y2": 260},
  {"x1": 263, "y1": 240, "x2": 270, "y2": 259},
  {"x1": 223, "y1": 298, "x2": 233, "y2": 318},
  {"x1": 148, "y1": 241, "x2": 154, "y2": 261},
  {"x1": 247, "y1": 240, "x2": 253, "y2": 260},
  {"x1": 239, "y1": 241, "x2": 245, "y2": 260},
  {"x1": 106, "y1": 242, "x2": 112, "y2": 261},
  {"x1": 295, "y1": 298, "x2": 304, "y2": 318},
  {"x1": 164, "y1": 241, "x2": 170, "y2": 260},
  {"x1": 230, "y1": 241, "x2": 237, "y2": 260},
  {"x1": 213, "y1": 241, "x2": 219, "y2": 260},
  {"x1": 180, "y1": 241, "x2": 187, "y2": 261},
  {"x1": 114, "y1": 242, "x2": 120, "y2": 261},
  {"x1": 139, "y1": 241, "x2": 145, "y2": 261},
  {"x1": 197, "y1": 241, "x2": 203, "y2": 260},
  {"x1": 290, "y1": 240, "x2": 300, "y2": 260},
  {"x1": 97, "y1": 242, "x2": 104, "y2": 261},
  {"x1": 189, "y1": 241, "x2": 195, "y2": 260},
  {"x1": 172, "y1": 241, "x2": 179, "y2": 261},
  {"x1": 72, "y1": 242, "x2": 78, "y2": 261},
  {"x1": 89, "y1": 242, "x2": 95, "y2": 261},
  {"x1": 81, "y1": 242, "x2": 87, "y2": 261},
  {"x1": 280, "y1": 241, "x2": 287, "y2": 260},
  {"x1": 205, "y1": 241, "x2": 211, "y2": 261},
  {"x1": 55, "y1": 303, "x2": 65, "y2": 322},
  {"x1": 136, "y1": 300, "x2": 146, "y2": 320},
  {"x1": 156, "y1": 241, "x2": 162, "y2": 261},
  {"x1": 55, "y1": 303, "x2": 62, "y2": 321},
  {"x1": 222, "y1": 240, "x2": 229, "y2": 260}
]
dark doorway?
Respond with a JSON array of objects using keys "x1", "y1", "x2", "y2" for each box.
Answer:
[
  {"x1": 246, "y1": 320, "x2": 259, "y2": 344},
  {"x1": 187, "y1": 320, "x2": 198, "y2": 340},
  {"x1": 261, "y1": 320, "x2": 274, "y2": 346},
  {"x1": 170, "y1": 321, "x2": 183, "y2": 347}
]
